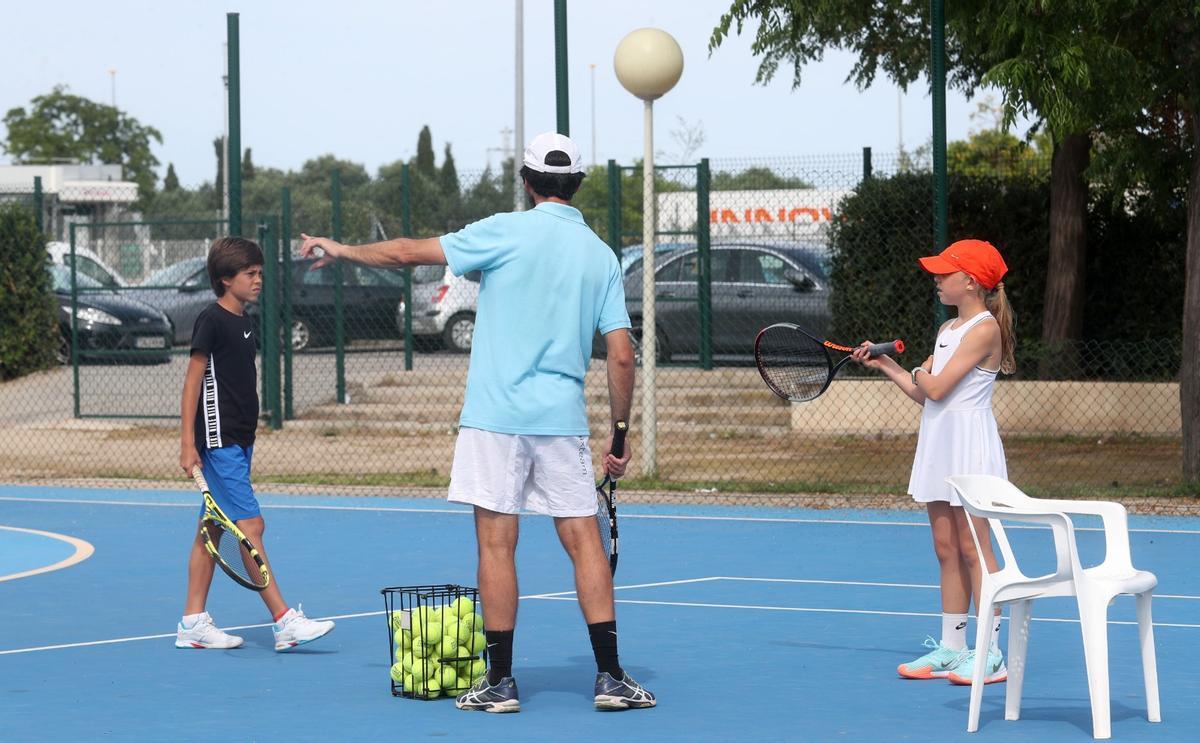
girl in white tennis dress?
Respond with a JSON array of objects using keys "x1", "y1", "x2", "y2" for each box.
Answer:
[{"x1": 852, "y1": 238, "x2": 1016, "y2": 687}]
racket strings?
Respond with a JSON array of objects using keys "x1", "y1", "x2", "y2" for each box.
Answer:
[
  {"x1": 207, "y1": 521, "x2": 267, "y2": 588},
  {"x1": 756, "y1": 327, "x2": 832, "y2": 401},
  {"x1": 595, "y1": 486, "x2": 613, "y2": 558}
]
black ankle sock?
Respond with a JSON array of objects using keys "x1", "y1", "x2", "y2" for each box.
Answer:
[
  {"x1": 588, "y1": 620, "x2": 622, "y2": 678},
  {"x1": 485, "y1": 629, "x2": 514, "y2": 685}
]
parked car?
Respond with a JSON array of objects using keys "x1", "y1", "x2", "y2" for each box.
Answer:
[
  {"x1": 402, "y1": 265, "x2": 481, "y2": 353},
  {"x1": 46, "y1": 241, "x2": 128, "y2": 288},
  {"x1": 49, "y1": 264, "x2": 172, "y2": 364},
  {"x1": 137, "y1": 256, "x2": 211, "y2": 344},
  {"x1": 617, "y1": 241, "x2": 832, "y2": 362},
  {"x1": 279, "y1": 259, "x2": 411, "y2": 351}
]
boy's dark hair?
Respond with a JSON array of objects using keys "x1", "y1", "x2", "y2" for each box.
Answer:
[
  {"x1": 520, "y1": 164, "x2": 586, "y2": 202},
  {"x1": 207, "y1": 237, "x2": 264, "y2": 296}
]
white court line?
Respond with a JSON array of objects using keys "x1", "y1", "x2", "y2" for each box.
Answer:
[
  {"x1": 529, "y1": 595, "x2": 1200, "y2": 629},
  {"x1": 0, "y1": 525, "x2": 94, "y2": 583},
  {"x1": 4, "y1": 575, "x2": 1198, "y2": 656},
  {"x1": 1, "y1": 495, "x2": 1197, "y2": 535}
]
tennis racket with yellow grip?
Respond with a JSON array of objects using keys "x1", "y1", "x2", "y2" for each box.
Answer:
[{"x1": 190, "y1": 465, "x2": 270, "y2": 591}]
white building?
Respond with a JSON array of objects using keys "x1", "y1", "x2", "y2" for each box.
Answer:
[{"x1": 0, "y1": 163, "x2": 139, "y2": 241}]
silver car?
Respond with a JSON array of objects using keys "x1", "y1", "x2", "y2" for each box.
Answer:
[{"x1": 401, "y1": 265, "x2": 481, "y2": 353}]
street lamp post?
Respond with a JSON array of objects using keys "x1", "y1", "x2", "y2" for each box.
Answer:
[{"x1": 613, "y1": 28, "x2": 683, "y2": 477}]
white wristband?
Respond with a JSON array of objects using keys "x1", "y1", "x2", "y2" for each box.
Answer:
[{"x1": 911, "y1": 367, "x2": 927, "y2": 387}]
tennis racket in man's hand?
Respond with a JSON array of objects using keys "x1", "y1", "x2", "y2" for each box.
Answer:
[
  {"x1": 595, "y1": 420, "x2": 628, "y2": 577},
  {"x1": 190, "y1": 466, "x2": 271, "y2": 591},
  {"x1": 755, "y1": 323, "x2": 904, "y2": 403}
]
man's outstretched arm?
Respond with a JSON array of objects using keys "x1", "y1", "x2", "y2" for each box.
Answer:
[{"x1": 299, "y1": 233, "x2": 447, "y2": 269}]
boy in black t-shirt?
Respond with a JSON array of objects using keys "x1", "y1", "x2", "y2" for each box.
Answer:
[{"x1": 176, "y1": 237, "x2": 334, "y2": 651}]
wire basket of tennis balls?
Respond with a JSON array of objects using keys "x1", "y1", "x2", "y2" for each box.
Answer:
[{"x1": 381, "y1": 584, "x2": 489, "y2": 700}]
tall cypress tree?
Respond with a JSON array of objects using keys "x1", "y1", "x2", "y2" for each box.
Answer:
[{"x1": 415, "y1": 125, "x2": 436, "y2": 178}]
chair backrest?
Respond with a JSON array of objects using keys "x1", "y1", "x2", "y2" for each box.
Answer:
[{"x1": 947, "y1": 475, "x2": 1079, "y2": 581}]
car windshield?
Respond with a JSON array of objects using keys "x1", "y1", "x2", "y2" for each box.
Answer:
[
  {"x1": 142, "y1": 259, "x2": 205, "y2": 287},
  {"x1": 48, "y1": 264, "x2": 105, "y2": 292},
  {"x1": 413, "y1": 265, "x2": 444, "y2": 284}
]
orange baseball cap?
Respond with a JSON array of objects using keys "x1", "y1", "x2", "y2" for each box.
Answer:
[{"x1": 918, "y1": 239, "x2": 1008, "y2": 290}]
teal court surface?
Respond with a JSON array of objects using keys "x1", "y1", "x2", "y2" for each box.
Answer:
[{"x1": 1, "y1": 484, "x2": 1197, "y2": 741}]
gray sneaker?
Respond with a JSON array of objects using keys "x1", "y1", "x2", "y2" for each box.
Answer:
[
  {"x1": 455, "y1": 675, "x2": 520, "y2": 713},
  {"x1": 594, "y1": 671, "x2": 656, "y2": 710}
]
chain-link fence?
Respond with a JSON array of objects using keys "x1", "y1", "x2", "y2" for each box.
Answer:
[{"x1": 0, "y1": 154, "x2": 1189, "y2": 506}]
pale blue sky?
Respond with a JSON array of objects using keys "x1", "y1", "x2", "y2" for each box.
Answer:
[{"x1": 3, "y1": 0, "x2": 1025, "y2": 185}]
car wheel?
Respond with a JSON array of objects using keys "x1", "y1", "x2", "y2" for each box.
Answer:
[
  {"x1": 56, "y1": 330, "x2": 71, "y2": 365},
  {"x1": 286, "y1": 318, "x2": 315, "y2": 352},
  {"x1": 630, "y1": 319, "x2": 670, "y2": 364},
  {"x1": 443, "y1": 312, "x2": 475, "y2": 353}
]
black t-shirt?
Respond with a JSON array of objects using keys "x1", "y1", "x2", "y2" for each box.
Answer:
[{"x1": 191, "y1": 303, "x2": 259, "y2": 450}]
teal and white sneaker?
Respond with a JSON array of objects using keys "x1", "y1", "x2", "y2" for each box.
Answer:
[
  {"x1": 947, "y1": 648, "x2": 1008, "y2": 685},
  {"x1": 272, "y1": 605, "x2": 334, "y2": 652},
  {"x1": 897, "y1": 636, "x2": 967, "y2": 679}
]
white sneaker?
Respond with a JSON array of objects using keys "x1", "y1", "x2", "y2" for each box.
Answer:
[
  {"x1": 175, "y1": 612, "x2": 244, "y2": 649},
  {"x1": 273, "y1": 604, "x2": 334, "y2": 651}
]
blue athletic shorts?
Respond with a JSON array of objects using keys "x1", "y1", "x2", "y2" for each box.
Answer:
[{"x1": 197, "y1": 445, "x2": 260, "y2": 522}]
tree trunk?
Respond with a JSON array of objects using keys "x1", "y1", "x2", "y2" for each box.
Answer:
[
  {"x1": 1039, "y1": 132, "x2": 1091, "y2": 378},
  {"x1": 1182, "y1": 114, "x2": 1200, "y2": 484}
]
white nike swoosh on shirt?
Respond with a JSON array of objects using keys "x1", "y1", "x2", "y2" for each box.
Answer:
[{"x1": 244, "y1": 331, "x2": 252, "y2": 339}]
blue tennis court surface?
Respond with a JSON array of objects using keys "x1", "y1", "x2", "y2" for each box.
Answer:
[{"x1": 1, "y1": 485, "x2": 1196, "y2": 741}]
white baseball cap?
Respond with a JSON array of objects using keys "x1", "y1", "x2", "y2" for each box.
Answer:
[{"x1": 523, "y1": 131, "x2": 584, "y2": 174}]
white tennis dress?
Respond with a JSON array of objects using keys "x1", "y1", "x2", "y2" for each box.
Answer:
[{"x1": 907, "y1": 311, "x2": 1007, "y2": 506}]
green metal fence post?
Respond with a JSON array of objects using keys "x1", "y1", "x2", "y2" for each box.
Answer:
[
  {"x1": 258, "y1": 219, "x2": 282, "y2": 430},
  {"x1": 226, "y1": 13, "x2": 242, "y2": 236},
  {"x1": 332, "y1": 169, "x2": 347, "y2": 403},
  {"x1": 69, "y1": 223, "x2": 81, "y2": 419},
  {"x1": 930, "y1": 0, "x2": 949, "y2": 328},
  {"x1": 281, "y1": 187, "x2": 294, "y2": 420},
  {"x1": 554, "y1": 0, "x2": 569, "y2": 135},
  {"x1": 401, "y1": 164, "x2": 414, "y2": 372},
  {"x1": 862, "y1": 147, "x2": 873, "y2": 181},
  {"x1": 33, "y1": 176, "x2": 44, "y2": 234},
  {"x1": 606, "y1": 160, "x2": 622, "y2": 258},
  {"x1": 696, "y1": 159, "x2": 713, "y2": 370}
]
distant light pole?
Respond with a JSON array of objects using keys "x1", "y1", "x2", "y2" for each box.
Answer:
[
  {"x1": 589, "y1": 63, "x2": 597, "y2": 167},
  {"x1": 514, "y1": 0, "x2": 525, "y2": 211},
  {"x1": 613, "y1": 28, "x2": 683, "y2": 477},
  {"x1": 107, "y1": 69, "x2": 117, "y2": 107}
]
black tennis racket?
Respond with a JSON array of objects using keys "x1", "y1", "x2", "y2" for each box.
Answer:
[
  {"x1": 190, "y1": 466, "x2": 271, "y2": 591},
  {"x1": 755, "y1": 323, "x2": 904, "y2": 403},
  {"x1": 595, "y1": 420, "x2": 628, "y2": 577}
]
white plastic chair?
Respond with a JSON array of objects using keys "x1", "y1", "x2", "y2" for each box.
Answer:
[{"x1": 946, "y1": 475, "x2": 1160, "y2": 740}]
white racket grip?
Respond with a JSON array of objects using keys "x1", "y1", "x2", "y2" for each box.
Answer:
[{"x1": 191, "y1": 465, "x2": 209, "y2": 492}]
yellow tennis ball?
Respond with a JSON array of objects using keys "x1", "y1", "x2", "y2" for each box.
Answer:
[
  {"x1": 468, "y1": 658, "x2": 486, "y2": 680},
  {"x1": 440, "y1": 633, "x2": 460, "y2": 657},
  {"x1": 423, "y1": 621, "x2": 443, "y2": 644},
  {"x1": 425, "y1": 675, "x2": 442, "y2": 698},
  {"x1": 438, "y1": 665, "x2": 459, "y2": 689},
  {"x1": 411, "y1": 638, "x2": 431, "y2": 658},
  {"x1": 390, "y1": 662, "x2": 405, "y2": 683},
  {"x1": 451, "y1": 596, "x2": 475, "y2": 617},
  {"x1": 402, "y1": 652, "x2": 414, "y2": 674},
  {"x1": 403, "y1": 672, "x2": 413, "y2": 690},
  {"x1": 457, "y1": 673, "x2": 474, "y2": 694},
  {"x1": 467, "y1": 631, "x2": 486, "y2": 655}
]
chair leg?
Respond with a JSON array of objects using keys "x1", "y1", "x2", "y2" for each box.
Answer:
[
  {"x1": 967, "y1": 596, "x2": 995, "y2": 733},
  {"x1": 1078, "y1": 594, "x2": 1114, "y2": 740},
  {"x1": 1005, "y1": 600, "x2": 1032, "y2": 721},
  {"x1": 1136, "y1": 592, "x2": 1161, "y2": 723}
]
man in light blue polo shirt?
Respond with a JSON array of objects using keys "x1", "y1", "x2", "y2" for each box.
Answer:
[{"x1": 300, "y1": 132, "x2": 653, "y2": 714}]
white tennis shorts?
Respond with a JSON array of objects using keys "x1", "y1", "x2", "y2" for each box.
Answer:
[{"x1": 447, "y1": 427, "x2": 598, "y2": 517}]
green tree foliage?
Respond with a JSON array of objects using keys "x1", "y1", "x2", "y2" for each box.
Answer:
[
  {"x1": 415, "y1": 126, "x2": 436, "y2": 178},
  {"x1": 2, "y1": 86, "x2": 163, "y2": 199},
  {"x1": 0, "y1": 204, "x2": 58, "y2": 380},
  {"x1": 163, "y1": 163, "x2": 180, "y2": 192},
  {"x1": 711, "y1": 166, "x2": 814, "y2": 190},
  {"x1": 242, "y1": 148, "x2": 256, "y2": 181}
]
